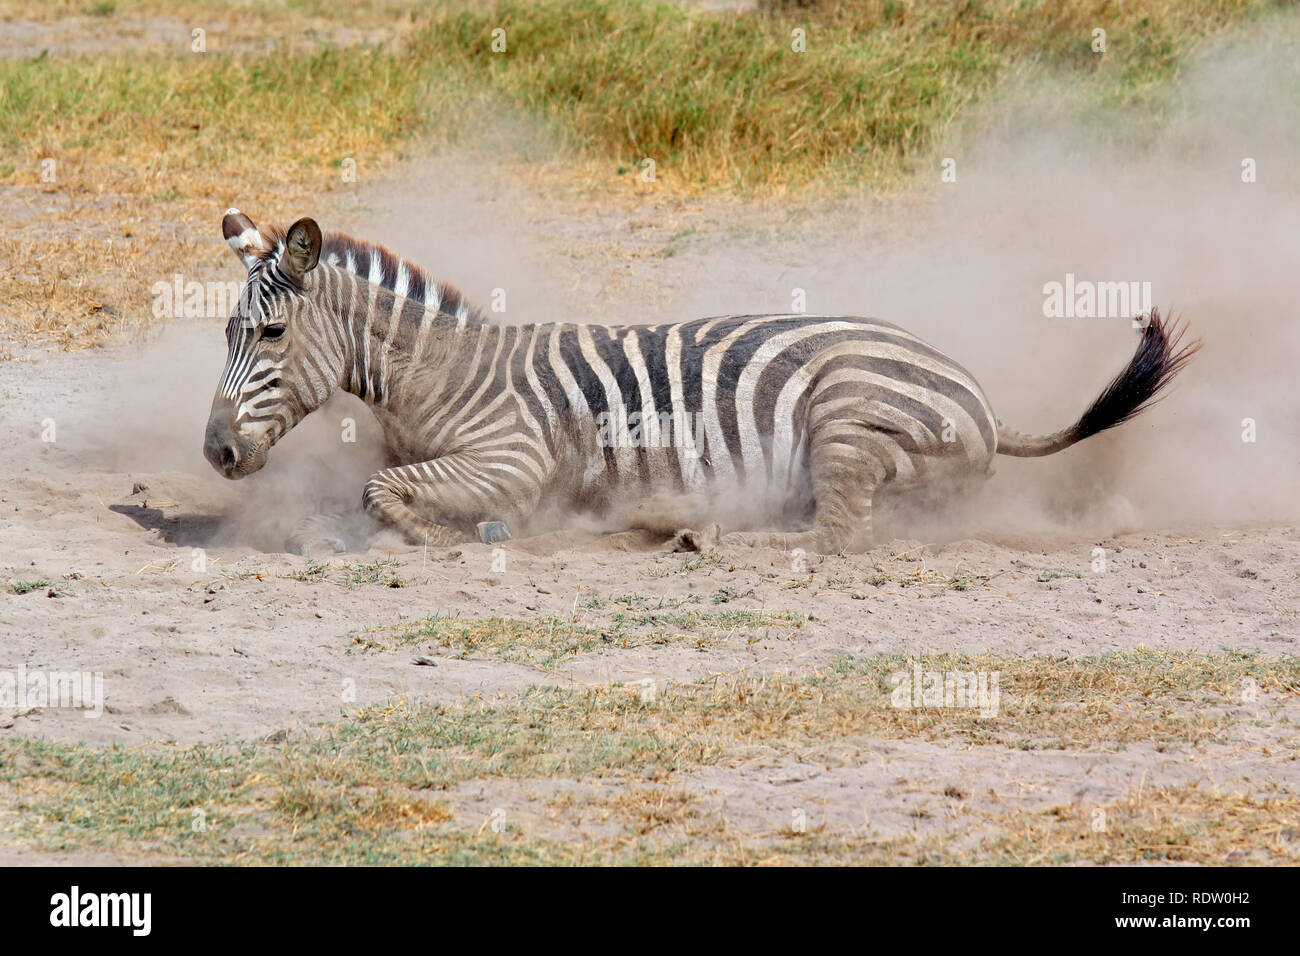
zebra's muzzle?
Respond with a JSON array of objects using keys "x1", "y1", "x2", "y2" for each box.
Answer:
[{"x1": 203, "y1": 403, "x2": 268, "y2": 479}]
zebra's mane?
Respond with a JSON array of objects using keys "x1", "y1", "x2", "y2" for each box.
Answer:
[{"x1": 260, "y1": 224, "x2": 484, "y2": 324}]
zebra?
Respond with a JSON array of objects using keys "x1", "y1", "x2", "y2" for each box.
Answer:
[{"x1": 203, "y1": 210, "x2": 1200, "y2": 554}]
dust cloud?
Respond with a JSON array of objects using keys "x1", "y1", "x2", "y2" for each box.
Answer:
[
  {"x1": 64, "y1": 13, "x2": 1300, "y2": 550},
  {"x1": 640, "y1": 14, "x2": 1300, "y2": 541}
]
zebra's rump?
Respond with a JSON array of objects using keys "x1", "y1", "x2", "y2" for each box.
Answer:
[{"x1": 532, "y1": 313, "x2": 999, "y2": 511}]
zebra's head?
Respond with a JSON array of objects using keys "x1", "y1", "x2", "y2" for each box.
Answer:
[{"x1": 204, "y1": 209, "x2": 335, "y2": 479}]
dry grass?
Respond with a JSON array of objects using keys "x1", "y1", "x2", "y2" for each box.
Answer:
[
  {"x1": 1, "y1": 649, "x2": 1295, "y2": 864},
  {"x1": 350, "y1": 607, "x2": 805, "y2": 667},
  {"x1": 0, "y1": 1, "x2": 438, "y2": 348},
  {"x1": 731, "y1": 785, "x2": 1300, "y2": 865},
  {"x1": 0, "y1": 0, "x2": 1285, "y2": 348},
  {"x1": 964, "y1": 785, "x2": 1300, "y2": 866}
]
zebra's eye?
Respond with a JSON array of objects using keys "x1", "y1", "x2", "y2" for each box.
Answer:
[{"x1": 261, "y1": 324, "x2": 286, "y2": 340}]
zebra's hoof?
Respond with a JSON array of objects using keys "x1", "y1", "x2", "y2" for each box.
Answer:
[{"x1": 476, "y1": 521, "x2": 511, "y2": 544}]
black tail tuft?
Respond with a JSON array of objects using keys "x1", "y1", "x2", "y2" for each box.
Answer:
[{"x1": 1072, "y1": 308, "x2": 1201, "y2": 442}]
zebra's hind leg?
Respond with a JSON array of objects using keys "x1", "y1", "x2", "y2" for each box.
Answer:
[
  {"x1": 361, "y1": 457, "x2": 541, "y2": 548},
  {"x1": 720, "y1": 441, "x2": 888, "y2": 555}
]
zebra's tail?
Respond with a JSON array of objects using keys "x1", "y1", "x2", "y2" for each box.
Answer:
[{"x1": 995, "y1": 308, "x2": 1201, "y2": 458}]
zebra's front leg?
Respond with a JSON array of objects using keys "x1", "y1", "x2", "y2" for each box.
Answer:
[{"x1": 361, "y1": 456, "x2": 541, "y2": 547}]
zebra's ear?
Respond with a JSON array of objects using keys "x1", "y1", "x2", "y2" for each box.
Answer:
[
  {"x1": 222, "y1": 208, "x2": 269, "y2": 271},
  {"x1": 283, "y1": 217, "x2": 323, "y2": 279}
]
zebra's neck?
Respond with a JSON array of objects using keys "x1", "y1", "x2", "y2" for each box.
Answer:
[{"x1": 312, "y1": 261, "x2": 491, "y2": 408}]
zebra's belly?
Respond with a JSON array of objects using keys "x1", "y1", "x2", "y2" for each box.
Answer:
[
  {"x1": 556, "y1": 438, "x2": 812, "y2": 532},
  {"x1": 551, "y1": 406, "x2": 993, "y2": 533}
]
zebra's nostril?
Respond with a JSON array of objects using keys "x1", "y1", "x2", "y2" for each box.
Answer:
[{"x1": 221, "y1": 445, "x2": 237, "y2": 469}]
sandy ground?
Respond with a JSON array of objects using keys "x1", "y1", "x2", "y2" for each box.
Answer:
[
  {"x1": 2, "y1": 380, "x2": 1294, "y2": 753},
  {"x1": 2, "y1": 362, "x2": 1297, "y2": 859},
  {"x1": 1, "y1": 267, "x2": 1296, "y2": 862},
  {"x1": 2, "y1": 369, "x2": 1297, "y2": 860},
  {"x1": 4, "y1": 84, "x2": 1300, "y2": 858}
]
